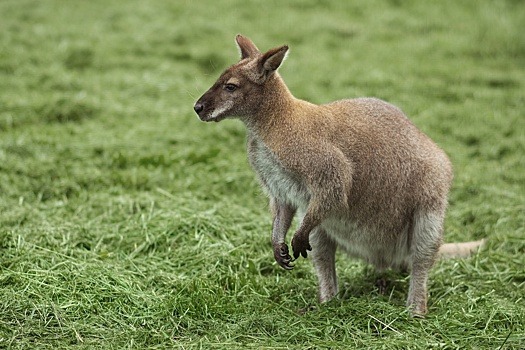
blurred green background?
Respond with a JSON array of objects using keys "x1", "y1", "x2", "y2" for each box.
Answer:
[{"x1": 1, "y1": 0, "x2": 524, "y2": 348}]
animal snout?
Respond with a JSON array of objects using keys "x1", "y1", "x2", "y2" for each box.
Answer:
[{"x1": 194, "y1": 102, "x2": 204, "y2": 114}]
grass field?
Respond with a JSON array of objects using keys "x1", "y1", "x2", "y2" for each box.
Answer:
[{"x1": 1, "y1": 0, "x2": 524, "y2": 348}]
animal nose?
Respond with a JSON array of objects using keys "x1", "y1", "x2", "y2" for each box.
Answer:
[{"x1": 194, "y1": 102, "x2": 204, "y2": 114}]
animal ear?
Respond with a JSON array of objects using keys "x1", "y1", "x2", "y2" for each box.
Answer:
[
  {"x1": 258, "y1": 45, "x2": 289, "y2": 78},
  {"x1": 236, "y1": 34, "x2": 260, "y2": 59}
]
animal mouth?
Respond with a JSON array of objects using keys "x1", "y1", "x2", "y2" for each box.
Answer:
[
  {"x1": 201, "y1": 114, "x2": 225, "y2": 123},
  {"x1": 200, "y1": 102, "x2": 233, "y2": 123}
]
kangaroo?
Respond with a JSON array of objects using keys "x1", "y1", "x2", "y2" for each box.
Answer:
[{"x1": 193, "y1": 35, "x2": 484, "y2": 316}]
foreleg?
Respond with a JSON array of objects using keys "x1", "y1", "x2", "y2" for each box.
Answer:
[
  {"x1": 291, "y1": 149, "x2": 352, "y2": 260},
  {"x1": 271, "y1": 199, "x2": 296, "y2": 270}
]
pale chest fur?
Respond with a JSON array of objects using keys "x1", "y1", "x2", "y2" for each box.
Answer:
[{"x1": 247, "y1": 134, "x2": 310, "y2": 211}]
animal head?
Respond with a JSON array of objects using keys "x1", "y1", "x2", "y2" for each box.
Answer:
[{"x1": 194, "y1": 35, "x2": 289, "y2": 122}]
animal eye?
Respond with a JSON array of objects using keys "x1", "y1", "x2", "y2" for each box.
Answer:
[{"x1": 224, "y1": 84, "x2": 237, "y2": 92}]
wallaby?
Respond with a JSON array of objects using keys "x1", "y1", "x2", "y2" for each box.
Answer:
[{"x1": 193, "y1": 35, "x2": 484, "y2": 316}]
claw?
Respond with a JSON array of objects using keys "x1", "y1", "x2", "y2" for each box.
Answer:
[
  {"x1": 280, "y1": 259, "x2": 295, "y2": 270},
  {"x1": 283, "y1": 263, "x2": 294, "y2": 270},
  {"x1": 273, "y1": 243, "x2": 294, "y2": 270}
]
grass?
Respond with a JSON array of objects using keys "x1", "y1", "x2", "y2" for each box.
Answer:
[{"x1": 0, "y1": 0, "x2": 524, "y2": 348}]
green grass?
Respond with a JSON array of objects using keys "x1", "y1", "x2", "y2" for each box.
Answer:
[{"x1": 0, "y1": 0, "x2": 524, "y2": 348}]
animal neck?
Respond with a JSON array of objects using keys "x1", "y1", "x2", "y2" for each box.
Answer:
[{"x1": 244, "y1": 74, "x2": 297, "y2": 132}]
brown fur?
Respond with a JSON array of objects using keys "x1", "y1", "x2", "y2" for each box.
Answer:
[{"x1": 194, "y1": 35, "x2": 484, "y2": 316}]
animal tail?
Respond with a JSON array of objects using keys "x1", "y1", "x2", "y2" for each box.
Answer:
[{"x1": 438, "y1": 239, "x2": 486, "y2": 259}]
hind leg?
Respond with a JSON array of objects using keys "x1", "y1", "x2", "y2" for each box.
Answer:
[
  {"x1": 407, "y1": 211, "x2": 444, "y2": 317},
  {"x1": 310, "y1": 228, "x2": 338, "y2": 302}
]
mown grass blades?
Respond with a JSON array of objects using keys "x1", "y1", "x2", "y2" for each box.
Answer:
[
  {"x1": 38, "y1": 95, "x2": 98, "y2": 124},
  {"x1": 0, "y1": 0, "x2": 523, "y2": 349},
  {"x1": 64, "y1": 47, "x2": 95, "y2": 71}
]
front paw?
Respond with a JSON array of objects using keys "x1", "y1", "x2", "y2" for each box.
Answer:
[
  {"x1": 273, "y1": 243, "x2": 294, "y2": 270},
  {"x1": 291, "y1": 233, "x2": 312, "y2": 259}
]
